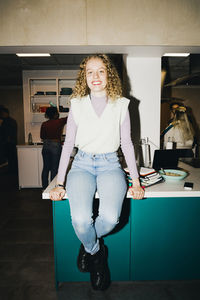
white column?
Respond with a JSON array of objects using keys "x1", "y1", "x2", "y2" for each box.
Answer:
[{"x1": 124, "y1": 55, "x2": 161, "y2": 167}]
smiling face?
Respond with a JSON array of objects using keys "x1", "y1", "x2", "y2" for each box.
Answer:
[{"x1": 86, "y1": 58, "x2": 107, "y2": 97}]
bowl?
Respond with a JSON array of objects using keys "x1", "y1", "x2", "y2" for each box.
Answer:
[{"x1": 159, "y1": 169, "x2": 188, "y2": 181}]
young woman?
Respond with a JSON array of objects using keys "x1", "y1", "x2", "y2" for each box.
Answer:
[
  {"x1": 40, "y1": 107, "x2": 67, "y2": 189},
  {"x1": 50, "y1": 54, "x2": 144, "y2": 290}
]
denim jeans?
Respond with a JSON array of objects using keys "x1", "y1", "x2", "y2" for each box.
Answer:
[
  {"x1": 66, "y1": 150, "x2": 127, "y2": 254},
  {"x1": 42, "y1": 140, "x2": 62, "y2": 189}
]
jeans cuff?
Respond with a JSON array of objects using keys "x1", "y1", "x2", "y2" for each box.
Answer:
[{"x1": 86, "y1": 239, "x2": 100, "y2": 255}]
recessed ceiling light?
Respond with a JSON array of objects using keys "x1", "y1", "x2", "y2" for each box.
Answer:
[
  {"x1": 163, "y1": 53, "x2": 190, "y2": 57},
  {"x1": 16, "y1": 53, "x2": 51, "y2": 57}
]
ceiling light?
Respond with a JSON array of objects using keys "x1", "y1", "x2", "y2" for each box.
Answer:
[
  {"x1": 16, "y1": 53, "x2": 51, "y2": 57},
  {"x1": 163, "y1": 53, "x2": 190, "y2": 57}
]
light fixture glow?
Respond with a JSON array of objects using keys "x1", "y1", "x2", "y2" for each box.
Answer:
[
  {"x1": 16, "y1": 53, "x2": 51, "y2": 57},
  {"x1": 163, "y1": 53, "x2": 190, "y2": 57}
]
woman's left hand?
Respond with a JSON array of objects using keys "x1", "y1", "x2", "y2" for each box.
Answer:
[
  {"x1": 129, "y1": 185, "x2": 145, "y2": 199},
  {"x1": 129, "y1": 178, "x2": 145, "y2": 199}
]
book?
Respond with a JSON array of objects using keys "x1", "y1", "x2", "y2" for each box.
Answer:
[
  {"x1": 124, "y1": 167, "x2": 164, "y2": 188},
  {"x1": 139, "y1": 167, "x2": 156, "y2": 176}
]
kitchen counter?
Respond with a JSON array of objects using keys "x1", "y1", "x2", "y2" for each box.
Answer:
[
  {"x1": 17, "y1": 144, "x2": 75, "y2": 189},
  {"x1": 17, "y1": 145, "x2": 43, "y2": 188},
  {"x1": 42, "y1": 161, "x2": 200, "y2": 199},
  {"x1": 17, "y1": 143, "x2": 43, "y2": 148},
  {"x1": 44, "y1": 160, "x2": 200, "y2": 286}
]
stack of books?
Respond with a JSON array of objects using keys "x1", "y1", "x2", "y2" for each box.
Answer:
[
  {"x1": 139, "y1": 167, "x2": 163, "y2": 187},
  {"x1": 124, "y1": 167, "x2": 163, "y2": 188}
]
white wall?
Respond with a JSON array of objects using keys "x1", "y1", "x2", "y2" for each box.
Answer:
[
  {"x1": 124, "y1": 56, "x2": 161, "y2": 166},
  {"x1": 0, "y1": 0, "x2": 200, "y2": 46}
]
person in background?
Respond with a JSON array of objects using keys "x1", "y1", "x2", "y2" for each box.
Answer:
[
  {"x1": 0, "y1": 106, "x2": 5, "y2": 165},
  {"x1": 163, "y1": 103, "x2": 195, "y2": 149},
  {"x1": 49, "y1": 54, "x2": 144, "y2": 290},
  {"x1": 40, "y1": 106, "x2": 67, "y2": 190},
  {"x1": 0, "y1": 106, "x2": 18, "y2": 173}
]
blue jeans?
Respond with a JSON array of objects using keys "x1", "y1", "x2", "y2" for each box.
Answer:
[
  {"x1": 66, "y1": 150, "x2": 127, "y2": 254},
  {"x1": 42, "y1": 140, "x2": 62, "y2": 189}
]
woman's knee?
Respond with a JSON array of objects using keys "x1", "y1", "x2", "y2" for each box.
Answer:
[
  {"x1": 72, "y1": 217, "x2": 93, "y2": 234},
  {"x1": 97, "y1": 214, "x2": 119, "y2": 230}
]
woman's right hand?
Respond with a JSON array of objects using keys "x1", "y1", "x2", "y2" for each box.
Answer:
[{"x1": 49, "y1": 187, "x2": 66, "y2": 201}]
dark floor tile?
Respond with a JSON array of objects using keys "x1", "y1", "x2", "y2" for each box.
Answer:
[
  {"x1": 167, "y1": 280, "x2": 200, "y2": 300},
  {"x1": 0, "y1": 215, "x2": 12, "y2": 230},
  {"x1": 0, "y1": 208, "x2": 52, "y2": 223},
  {"x1": 56, "y1": 281, "x2": 200, "y2": 300},
  {"x1": 11, "y1": 205, "x2": 52, "y2": 220},
  {"x1": 21, "y1": 283, "x2": 57, "y2": 300},
  {"x1": 0, "y1": 229, "x2": 53, "y2": 244},
  {"x1": 0, "y1": 285, "x2": 24, "y2": 300},
  {"x1": 106, "y1": 281, "x2": 173, "y2": 300},
  {"x1": 0, "y1": 244, "x2": 54, "y2": 262},
  {"x1": 57, "y1": 282, "x2": 107, "y2": 300},
  {"x1": 3, "y1": 219, "x2": 53, "y2": 231},
  {"x1": 0, "y1": 261, "x2": 55, "y2": 286}
]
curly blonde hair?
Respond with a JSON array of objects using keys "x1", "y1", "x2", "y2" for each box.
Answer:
[{"x1": 70, "y1": 54, "x2": 122, "y2": 101}]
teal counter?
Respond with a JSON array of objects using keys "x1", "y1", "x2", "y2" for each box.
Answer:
[
  {"x1": 131, "y1": 196, "x2": 200, "y2": 280},
  {"x1": 52, "y1": 196, "x2": 200, "y2": 286},
  {"x1": 42, "y1": 162, "x2": 200, "y2": 287}
]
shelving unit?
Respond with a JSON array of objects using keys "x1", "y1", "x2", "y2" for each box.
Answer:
[
  {"x1": 30, "y1": 79, "x2": 57, "y2": 113},
  {"x1": 29, "y1": 78, "x2": 74, "y2": 117},
  {"x1": 58, "y1": 79, "x2": 74, "y2": 114},
  {"x1": 22, "y1": 70, "x2": 78, "y2": 143}
]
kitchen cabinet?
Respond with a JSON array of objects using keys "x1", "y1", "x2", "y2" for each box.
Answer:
[
  {"x1": 51, "y1": 196, "x2": 200, "y2": 288},
  {"x1": 17, "y1": 145, "x2": 43, "y2": 188},
  {"x1": 23, "y1": 70, "x2": 78, "y2": 143},
  {"x1": 131, "y1": 197, "x2": 200, "y2": 280}
]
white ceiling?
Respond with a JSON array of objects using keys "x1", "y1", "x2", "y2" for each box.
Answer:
[
  {"x1": 0, "y1": 45, "x2": 200, "y2": 86},
  {"x1": 1, "y1": 45, "x2": 200, "y2": 56}
]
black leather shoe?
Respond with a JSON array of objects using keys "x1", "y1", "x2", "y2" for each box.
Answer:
[
  {"x1": 77, "y1": 244, "x2": 91, "y2": 272},
  {"x1": 89, "y1": 243, "x2": 111, "y2": 291}
]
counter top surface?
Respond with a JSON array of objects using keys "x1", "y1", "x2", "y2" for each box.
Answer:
[
  {"x1": 17, "y1": 144, "x2": 43, "y2": 148},
  {"x1": 42, "y1": 162, "x2": 200, "y2": 199}
]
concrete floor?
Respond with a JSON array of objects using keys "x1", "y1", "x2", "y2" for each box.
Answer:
[{"x1": 0, "y1": 166, "x2": 200, "y2": 300}]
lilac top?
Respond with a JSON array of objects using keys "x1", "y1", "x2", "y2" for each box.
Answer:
[{"x1": 57, "y1": 95, "x2": 139, "y2": 183}]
